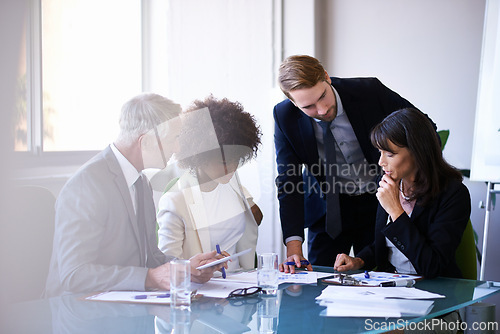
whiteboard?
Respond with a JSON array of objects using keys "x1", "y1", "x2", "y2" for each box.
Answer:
[{"x1": 471, "y1": 0, "x2": 500, "y2": 182}]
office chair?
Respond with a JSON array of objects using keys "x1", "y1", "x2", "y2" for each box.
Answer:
[
  {"x1": 455, "y1": 219, "x2": 477, "y2": 280},
  {"x1": 8, "y1": 185, "x2": 56, "y2": 302},
  {"x1": 438, "y1": 131, "x2": 477, "y2": 279}
]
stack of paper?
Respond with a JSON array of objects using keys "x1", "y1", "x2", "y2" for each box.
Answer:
[
  {"x1": 316, "y1": 285, "x2": 444, "y2": 317},
  {"x1": 319, "y1": 298, "x2": 435, "y2": 318}
]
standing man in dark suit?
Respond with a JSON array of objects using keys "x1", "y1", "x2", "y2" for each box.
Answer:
[
  {"x1": 45, "y1": 93, "x2": 221, "y2": 297},
  {"x1": 274, "y1": 55, "x2": 419, "y2": 270}
]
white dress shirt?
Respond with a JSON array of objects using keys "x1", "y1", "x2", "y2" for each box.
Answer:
[
  {"x1": 110, "y1": 143, "x2": 141, "y2": 213},
  {"x1": 312, "y1": 86, "x2": 377, "y2": 195}
]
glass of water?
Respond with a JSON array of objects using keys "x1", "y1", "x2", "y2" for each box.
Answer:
[
  {"x1": 170, "y1": 259, "x2": 191, "y2": 309},
  {"x1": 257, "y1": 253, "x2": 279, "y2": 295}
]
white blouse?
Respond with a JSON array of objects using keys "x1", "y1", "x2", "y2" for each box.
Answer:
[{"x1": 200, "y1": 181, "x2": 246, "y2": 271}]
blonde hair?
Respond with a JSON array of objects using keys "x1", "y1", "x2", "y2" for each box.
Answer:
[{"x1": 278, "y1": 55, "x2": 327, "y2": 100}]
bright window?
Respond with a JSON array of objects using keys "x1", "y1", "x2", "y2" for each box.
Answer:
[
  {"x1": 14, "y1": 26, "x2": 28, "y2": 152},
  {"x1": 16, "y1": 0, "x2": 142, "y2": 153}
]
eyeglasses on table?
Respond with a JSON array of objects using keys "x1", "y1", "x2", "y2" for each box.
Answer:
[{"x1": 228, "y1": 286, "x2": 262, "y2": 298}]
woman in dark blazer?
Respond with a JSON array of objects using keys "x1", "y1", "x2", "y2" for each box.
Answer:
[{"x1": 334, "y1": 108, "x2": 471, "y2": 278}]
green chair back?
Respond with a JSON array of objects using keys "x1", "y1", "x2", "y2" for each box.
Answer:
[
  {"x1": 155, "y1": 176, "x2": 180, "y2": 243},
  {"x1": 455, "y1": 219, "x2": 477, "y2": 280}
]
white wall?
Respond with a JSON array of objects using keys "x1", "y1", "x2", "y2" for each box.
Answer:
[
  {"x1": 159, "y1": 0, "x2": 283, "y2": 258},
  {"x1": 0, "y1": 0, "x2": 29, "y2": 314},
  {"x1": 317, "y1": 0, "x2": 500, "y2": 317},
  {"x1": 321, "y1": 0, "x2": 484, "y2": 170}
]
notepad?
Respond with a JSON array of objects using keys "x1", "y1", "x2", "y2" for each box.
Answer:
[{"x1": 196, "y1": 248, "x2": 252, "y2": 270}]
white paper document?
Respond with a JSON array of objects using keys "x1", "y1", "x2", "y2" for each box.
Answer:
[
  {"x1": 195, "y1": 280, "x2": 254, "y2": 298},
  {"x1": 319, "y1": 298, "x2": 435, "y2": 317},
  {"x1": 198, "y1": 270, "x2": 334, "y2": 298},
  {"x1": 317, "y1": 285, "x2": 444, "y2": 301},
  {"x1": 212, "y1": 270, "x2": 258, "y2": 284},
  {"x1": 323, "y1": 271, "x2": 421, "y2": 286},
  {"x1": 196, "y1": 248, "x2": 252, "y2": 269},
  {"x1": 316, "y1": 285, "x2": 444, "y2": 318},
  {"x1": 211, "y1": 270, "x2": 332, "y2": 285},
  {"x1": 85, "y1": 291, "x2": 171, "y2": 304},
  {"x1": 278, "y1": 271, "x2": 319, "y2": 284}
]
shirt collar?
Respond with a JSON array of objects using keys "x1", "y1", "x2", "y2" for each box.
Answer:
[
  {"x1": 110, "y1": 143, "x2": 141, "y2": 188},
  {"x1": 332, "y1": 84, "x2": 345, "y2": 117}
]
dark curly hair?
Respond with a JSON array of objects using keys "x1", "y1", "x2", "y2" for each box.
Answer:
[{"x1": 177, "y1": 95, "x2": 262, "y2": 170}]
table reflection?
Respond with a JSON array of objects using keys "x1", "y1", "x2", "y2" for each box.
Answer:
[
  {"x1": 154, "y1": 295, "x2": 261, "y2": 333},
  {"x1": 2, "y1": 276, "x2": 498, "y2": 334}
]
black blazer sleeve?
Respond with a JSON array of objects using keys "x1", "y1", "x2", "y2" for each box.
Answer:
[
  {"x1": 358, "y1": 180, "x2": 471, "y2": 278},
  {"x1": 274, "y1": 102, "x2": 309, "y2": 242}
]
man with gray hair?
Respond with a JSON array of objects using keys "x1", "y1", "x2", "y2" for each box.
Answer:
[{"x1": 45, "y1": 93, "x2": 221, "y2": 297}]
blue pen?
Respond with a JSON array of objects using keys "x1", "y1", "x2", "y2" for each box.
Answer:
[
  {"x1": 134, "y1": 293, "x2": 170, "y2": 299},
  {"x1": 284, "y1": 260, "x2": 310, "y2": 266},
  {"x1": 216, "y1": 244, "x2": 226, "y2": 279}
]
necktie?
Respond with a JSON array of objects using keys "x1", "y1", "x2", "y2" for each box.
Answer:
[
  {"x1": 134, "y1": 175, "x2": 147, "y2": 265},
  {"x1": 319, "y1": 121, "x2": 342, "y2": 240}
]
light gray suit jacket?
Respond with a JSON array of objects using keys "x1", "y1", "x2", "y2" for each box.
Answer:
[{"x1": 44, "y1": 146, "x2": 172, "y2": 297}]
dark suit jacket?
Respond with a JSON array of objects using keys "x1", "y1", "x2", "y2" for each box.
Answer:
[
  {"x1": 45, "y1": 146, "x2": 172, "y2": 297},
  {"x1": 357, "y1": 179, "x2": 471, "y2": 279},
  {"x1": 273, "y1": 77, "x2": 416, "y2": 242}
]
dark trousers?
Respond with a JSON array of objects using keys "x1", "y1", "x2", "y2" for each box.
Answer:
[{"x1": 307, "y1": 192, "x2": 378, "y2": 267}]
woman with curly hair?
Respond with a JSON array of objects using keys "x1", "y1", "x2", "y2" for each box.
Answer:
[{"x1": 157, "y1": 95, "x2": 263, "y2": 271}]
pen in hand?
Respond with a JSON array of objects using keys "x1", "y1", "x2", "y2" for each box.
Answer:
[
  {"x1": 284, "y1": 260, "x2": 310, "y2": 266},
  {"x1": 216, "y1": 244, "x2": 226, "y2": 279}
]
